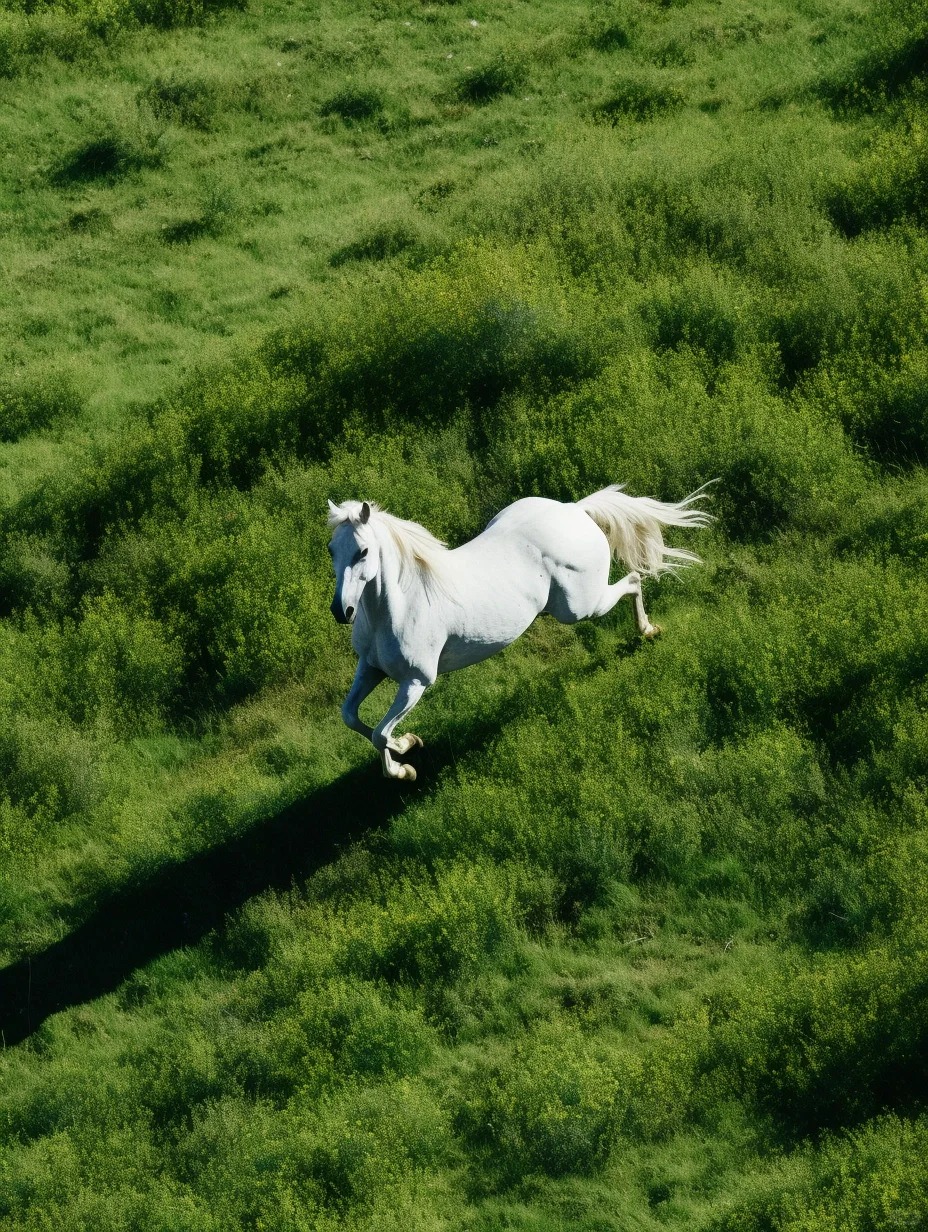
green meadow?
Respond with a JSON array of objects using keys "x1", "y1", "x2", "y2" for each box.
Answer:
[{"x1": 1, "y1": 0, "x2": 927, "y2": 1223}]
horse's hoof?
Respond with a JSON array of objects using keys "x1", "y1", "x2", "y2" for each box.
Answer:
[
  {"x1": 399, "y1": 763, "x2": 417, "y2": 782},
  {"x1": 643, "y1": 623, "x2": 663, "y2": 640},
  {"x1": 396, "y1": 732, "x2": 423, "y2": 754}
]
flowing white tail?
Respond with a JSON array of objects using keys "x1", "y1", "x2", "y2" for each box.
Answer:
[{"x1": 576, "y1": 484, "x2": 713, "y2": 576}]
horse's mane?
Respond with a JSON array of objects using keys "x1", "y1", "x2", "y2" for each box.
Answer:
[{"x1": 328, "y1": 501, "x2": 452, "y2": 595}]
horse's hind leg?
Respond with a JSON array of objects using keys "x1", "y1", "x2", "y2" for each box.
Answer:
[
  {"x1": 591, "y1": 572, "x2": 661, "y2": 639},
  {"x1": 373, "y1": 676, "x2": 429, "y2": 781}
]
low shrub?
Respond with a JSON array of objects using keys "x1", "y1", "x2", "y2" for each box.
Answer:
[
  {"x1": 160, "y1": 179, "x2": 241, "y2": 244},
  {"x1": 703, "y1": 933, "x2": 928, "y2": 1136},
  {"x1": 455, "y1": 56, "x2": 527, "y2": 105},
  {"x1": 142, "y1": 73, "x2": 226, "y2": 129},
  {"x1": 816, "y1": 23, "x2": 928, "y2": 113},
  {"x1": 455, "y1": 1019, "x2": 621, "y2": 1181},
  {"x1": 340, "y1": 861, "x2": 519, "y2": 996},
  {"x1": 595, "y1": 76, "x2": 684, "y2": 122},
  {"x1": 187, "y1": 502, "x2": 331, "y2": 702},
  {"x1": 827, "y1": 108, "x2": 928, "y2": 236},
  {"x1": 585, "y1": 13, "x2": 635, "y2": 51},
  {"x1": 812, "y1": 350, "x2": 928, "y2": 467},
  {"x1": 0, "y1": 713, "x2": 99, "y2": 854},
  {"x1": 0, "y1": 369, "x2": 82, "y2": 443},
  {"x1": 131, "y1": 0, "x2": 247, "y2": 27},
  {"x1": 763, "y1": 274, "x2": 855, "y2": 385},
  {"x1": 303, "y1": 252, "x2": 601, "y2": 437},
  {"x1": 707, "y1": 1114, "x2": 928, "y2": 1232},
  {"x1": 51, "y1": 125, "x2": 164, "y2": 185},
  {"x1": 643, "y1": 268, "x2": 752, "y2": 369},
  {"x1": 329, "y1": 220, "x2": 426, "y2": 267},
  {"x1": 252, "y1": 980, "x2": 434, "y2": 1096},
  {"x1": 0, "y1": 534, "x2": 71, "y2": 617},
  {"x1": 61, "y1": 593, "x2": 184, "y2": 730},
  {"x1": 319, "y1": 84, "x2": 384, "y2": 122}
]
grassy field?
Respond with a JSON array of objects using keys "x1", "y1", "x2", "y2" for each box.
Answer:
[{"x1": 1, "y1": 0, "x2": 927, "y2": 1225}]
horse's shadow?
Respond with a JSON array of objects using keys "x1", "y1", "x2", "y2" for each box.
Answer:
[
  {"x1": 0, "y1": 637, "x2": 631, "y2": 1049},
  {"x1": 0, "y1": 726, "x2": 478, "y2": 1049}
]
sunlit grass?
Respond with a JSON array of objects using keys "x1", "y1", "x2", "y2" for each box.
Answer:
[{"x1": 1, "y1": 0, "x2": 927, "y2": 1226}]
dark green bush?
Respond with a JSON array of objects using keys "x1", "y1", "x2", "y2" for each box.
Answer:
[
  {"x1": 320, "y1": 84, "x2": 384, "y2": 122},
  {"x1": 828, "y1": 120, "x2": 928, "y2": 235},
  {"x1": 703, "y1": 932, "x2": 928, "y2": 1136},
  {"x1": 160, "y1": 180, "x2": 240, "y2": 243},
  {"x1": 329, "y1": 221, "x2": 425, "y2": 267},
  {"x1": 455, "y1": 56, "x2": 527, "y2": 104},
  {"x1": 817, "y1": 28, "x2": 928, "y2": 112},
  {"x1": 836, "y1": 475, "x2": 928, "y2": 563},
  {"x1": 61, "y1": 593, "x2": 184, "y2": 730},
  {"x1": 0, "y1": 369, "x2": 82, "y2": 442},
  {"x1": 586, "y1": 14, "x2": 634, "y2": 51},
  {"x1": 595, "y1": 76, "x2": 684, "y2": 122},
  {"x1": 0, "y1": 532, "x2": 71, "y2": 615},
  {"x1": 705, "y1": 394, "x2": 858, "y2": 541},
  {"x1": 340, "y1": 861, "x2": 519, "y2": 994},
  {"x1": 51, "y1": 127, "x2": 163, "y2": 185},
  {"x1": 849, "y1": 356, "x2": 928, "y2": 466},
  {"x1": 455, "y1": 1020, "x2": 621, "y2": 1181},
  {"x1": 707, "y1": 1114, "x2": 928, "y2": 1232},
  {"x1": 65, "y1": 204, "x2": 111, "y2": 233},
  {"x1": 0, "y1": 713, "x2": 99, "y2": 850},
  {"x1": 643, "y1": 272, "x2": 751, "y2": 369},
  {"x1": 807, "y1": 350, "x2": 928, "y2": 468},
  {"x1": 303, "y1": 259, "x2": 601, "y2": 436},
  {"x1": 184, "y1": 503, "x2": 330, "y2": 702},
  {"x1": 130, "y1": 0, "x2": 247, "y2": 29},
  {"x1": 262, "y1": 980, "x2": 434, "y2": 1092},
  {"x1": 142, "y1": 73, "x2": 225, "y2": 129},
  {"x1": 75, "y1": 481, "x2": 336, "y2": 710},
  {"x1": 31, "y1": 410, "x2": 198, "y2": 551}
]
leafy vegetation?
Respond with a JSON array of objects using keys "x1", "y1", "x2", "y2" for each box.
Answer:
[{"x1": 1, "y1": 0, "x2": 927, "y2": 1226}]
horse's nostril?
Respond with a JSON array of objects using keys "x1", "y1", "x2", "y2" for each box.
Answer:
[{"x1": 345, "y1": 606, "x2": 355, "y2": 621}]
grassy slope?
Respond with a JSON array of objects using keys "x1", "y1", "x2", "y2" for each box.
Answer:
[{"x1": 1, "y1": 0, "x2": 928, "y2": 1226}]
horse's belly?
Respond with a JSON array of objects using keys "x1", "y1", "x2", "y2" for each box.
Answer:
[
  {"x1": 437, "y1": 584, "x2": 544, "y2": 673},
  {"x1": 437, "y1": 630, "x2": 526, "y2": 673}
]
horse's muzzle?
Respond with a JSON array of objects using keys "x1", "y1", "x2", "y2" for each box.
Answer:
[{"x1": 330, "y1": 596, "x2": 355, "y2": 624}]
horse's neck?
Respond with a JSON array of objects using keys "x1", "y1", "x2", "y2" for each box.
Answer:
[{"x1": 363, "y1": 530, "x2": 421, "y2": 628}]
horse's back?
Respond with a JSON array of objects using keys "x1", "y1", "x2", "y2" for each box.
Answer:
[
  {"x1": 484, "y1": 496, "x2": 565, "y2": 532},
  {"x1": 484, "y1": 496, "x2": 605, "y2": 564}
]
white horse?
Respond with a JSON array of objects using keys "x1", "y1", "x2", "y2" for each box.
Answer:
[{"x1": 328, "y1": 486, "x2": 710, "y2": 780}]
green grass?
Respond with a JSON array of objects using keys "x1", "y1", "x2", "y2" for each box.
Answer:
[{"x1": 1, "y1": 0, "x2": 928, "y2": 1226}]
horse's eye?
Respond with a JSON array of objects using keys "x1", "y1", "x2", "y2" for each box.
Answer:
[{"x1": 360, "y1": 547, "x2": 368, "y2": 560}]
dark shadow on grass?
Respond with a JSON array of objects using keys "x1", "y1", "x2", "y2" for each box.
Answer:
[
  {"x1": 0, "y1": 641, "x2": 624, "y2": 1047},
  {"x1": 816, "y1": 33, "x2": 928, "y2": 111},
  {"x1": 0, "y1": 738, "x2": 469, "y2": 1048},
  {"x1": 51, "y1": 135, "x2": 162, "y2": 186}
]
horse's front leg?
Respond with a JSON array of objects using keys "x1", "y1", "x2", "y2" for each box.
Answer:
[
  {"x1": 373, "y1": 676, "x2": 429, "y2": 781},
  {"x1": 341, "y1": 658, "x2": 386, "y2": 742}
]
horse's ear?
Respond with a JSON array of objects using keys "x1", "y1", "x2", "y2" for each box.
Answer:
[
  {"x1": 327, "y1": 498, "x2": 340, "y2": 518},
  {"x1": 360, "y1": 501, "x2": 371, "y2": 524}
]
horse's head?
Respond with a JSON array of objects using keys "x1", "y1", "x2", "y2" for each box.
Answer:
[{"x1": 327, "y1": 500, "x2": 379, "y2": 624}]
